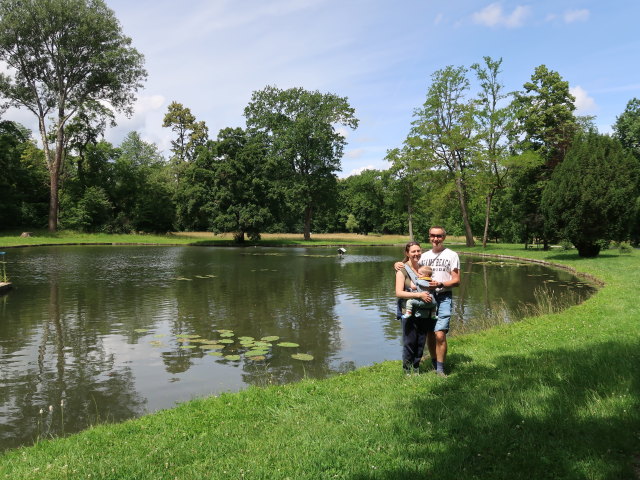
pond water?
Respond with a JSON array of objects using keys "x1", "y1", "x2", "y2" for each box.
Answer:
[{"x1": 0, "y1": 245, "x2": 596, "y2": 450}]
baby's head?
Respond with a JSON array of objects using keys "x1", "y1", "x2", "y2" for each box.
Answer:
[{"x1": 417, "y1": 265, "x2": 432, "y2": 278}]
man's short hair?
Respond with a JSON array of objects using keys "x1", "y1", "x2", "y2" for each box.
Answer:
[{"x1": 429, "y1": 225, "x2": 447, "y2": 236}]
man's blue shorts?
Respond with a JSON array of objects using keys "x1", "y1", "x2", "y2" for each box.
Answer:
[{"x1": 428, "y1": 291, "x2": 452, "y2": 332}]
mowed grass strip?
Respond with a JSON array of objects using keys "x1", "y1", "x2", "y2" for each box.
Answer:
[{"x1": 0, "y1": 244, "x2": 638, "y2": 479}]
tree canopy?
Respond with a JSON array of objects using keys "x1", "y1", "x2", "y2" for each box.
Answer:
[
  {"x1": 0, "y1": 0, "x2": 147, "y2": 231},
  {"x1": 244, "y1": 86, "x2": 358, "y2": 240}
]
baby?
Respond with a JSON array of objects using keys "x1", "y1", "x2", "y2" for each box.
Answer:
[{"x1": 402, "y1": 265, "x2": 437, "y2": 319}]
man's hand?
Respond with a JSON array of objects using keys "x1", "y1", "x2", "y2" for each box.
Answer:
[{"x1": 394, "y1": 262, "x2": 404, "y2": 271}]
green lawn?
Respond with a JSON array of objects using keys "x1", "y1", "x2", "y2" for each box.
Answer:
[{"x1": 0, "y1": 241, "x2": 638, "y2": 480}]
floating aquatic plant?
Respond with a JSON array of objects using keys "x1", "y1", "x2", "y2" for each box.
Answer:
[
  {"x1": 261, "y1": 336, "x2": 279, "y2": 342},
  {"x1": 219, "y1": 332, "x2": 235, "y2": 338},
  {"x1": 207, "y1": 351, "x2": 223, "y2": 357},
  {"x1": 247, "y1": 355, "x2": 266, "y2": 361},
  {"x1": 277, "y1": 342, "x2": 299, "y2": 348},
  {"x1": 218, "y1": 339, "x2": 234, "y2": 344},
  {"x1": 134, "y1": 328, "x2": 150, "y2": 333},
  {"x1": 180, "y1": 345, "x2": 197, "y2": 349},
  {"x1": 176, "y1": 334, "x2": 201, "y2": 339},
  {"x1": 245, "y1": 350, "x2": 269, "y2": 357},
  {"x1": 238, "y1": 336, "x2": 254, "y2": 341},
  {"x1": 291, "y1": 353, "x2": 314, "y2": 361},
  {"x1": 224, "y1": 355, "x2": 241, "y2": 361}
]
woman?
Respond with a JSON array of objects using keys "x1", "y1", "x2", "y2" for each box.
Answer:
[{"x1": 395, "y1": 241, "x2": 433, "y2": 373}]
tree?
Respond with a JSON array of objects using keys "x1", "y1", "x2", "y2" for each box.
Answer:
[
  {"x1": 613, "y1": 98, "x2": 640, "y2": 158},
  {"x1": 244, "y1": 86, "x2": 358, "y2": 240},
  {"x1": 204, "y1": 128, "x2": 273, "y2": 242},
  {"x1": 112, "y1": 132, "x2": 174, "y2": 232},
  {"x1": 409, "y1": 66, "x2": 477, "y2": 247},
  {"x1": 471, "y1": 57, "x2": 515, "y2": 248},
  {"x1": 541, "y1": 132, "x2": 639, "y2": 257},
  {"x1": 510, "y1": 65, "x2": 578, "y2": 248},
  {"x1": 0, "y1": 0, "x2": 147, "y2": 231},
  {"x1": 0, "y1": 120, "x2": 48, "y2": 227},
  {"x1": 162, "y1": 101, "x2": 208, "y2": 166}
]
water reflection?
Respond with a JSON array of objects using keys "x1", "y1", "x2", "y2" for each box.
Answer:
[{"x1": 0, "y1": 246, "x2": 595, "y2": 450}]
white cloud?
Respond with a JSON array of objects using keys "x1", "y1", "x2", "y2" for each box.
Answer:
[
  {"x1": 472, "y1": 3, "x2": 531, "y2": 28},
  {"x1": 570, "y1": 86, "x2": 597, "y2": 113},
  {"x1": 563, "y1": 9, "x2": 589, "y2": 23}
]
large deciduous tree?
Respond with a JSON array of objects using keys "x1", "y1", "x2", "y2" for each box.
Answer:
[
  {"x1": 510, "y1": 65, "x2": 577, "y2": 248},
  {"x1": 244, "y1": 86, "x2": 358, "y2": 241},
  {"x1": 471, "y1": 56, "x2": 515, "y2": 248},
  {"x1": 409, "y1": 65, "x2": 477, "y2": 247},
  {"x1": 0, "y1": 0, "x2": 147, "y2": 231},
  {"x1": 162, "y1": 101, "x2": 208, "y2": 166},
  {"x1": 541, "y1": 132, "x2": 639, "y2": 257}
]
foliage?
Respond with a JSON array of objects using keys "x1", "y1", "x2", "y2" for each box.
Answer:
[
  {"x1": 59, "y1": 186, "x2": 113, "y2": 232},
  {"x1": 541, "y1": 132, "x2": 640, "y2": 257},
  {"x1": 408, "y1": 65, "x2": 477, "y2": 246},
  {"x1": 162, "y1": 101, "x2": 209, "y2": 166},
  {"x1": 0, "y1": 0, "x2": 147, "y2": 231},
  {"x1": 471, "y1": 56, "x2": 516, "y2": 247},
  {"x1": 509, "y1": 65, "x2": 578, "y2": 248},
  {"x1": 244, "y1": 85, "x2": 358, "y2": 240},
  {"x1": 0, "y1": 120, "x2": 48, "y2": 227},
  {"x1": 111, "y1": 132, "x2": 175, "y2": 232},
  {"x1": 613, "y1": 97, "x2": 640, "y2": 158},
  {"x1": 199, "y1": 128, "x2": 273, "y2": 242}
]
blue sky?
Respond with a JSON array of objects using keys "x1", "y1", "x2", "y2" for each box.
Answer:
[{"x1": 4, "y1": 0, "x2": 640, "y2": 177}]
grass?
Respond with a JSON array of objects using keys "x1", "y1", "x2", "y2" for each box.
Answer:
[
  {"x1": 0, "y1": 238, "x2": 638, "y2": 479},
  {"x1": 0, "y1": 230, "x2": 413, "y2": 248}
]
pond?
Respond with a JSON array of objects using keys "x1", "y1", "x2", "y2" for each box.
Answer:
[{"x1": 0, "y1": 245, "x2": 596, "y2": 450}]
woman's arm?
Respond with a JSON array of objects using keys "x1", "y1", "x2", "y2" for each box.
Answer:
[{"x1": 396, "y1": 270, "x2": 432, "y2": 302}]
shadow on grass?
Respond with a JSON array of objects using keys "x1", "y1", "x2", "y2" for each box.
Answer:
[{"x1": 361, "y1": 341, "x2": 639, "y2": 480}]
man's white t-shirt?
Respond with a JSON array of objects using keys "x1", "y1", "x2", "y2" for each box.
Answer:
[{"x1": 419, "y1": 248, "x2": 460, "y2": 292}]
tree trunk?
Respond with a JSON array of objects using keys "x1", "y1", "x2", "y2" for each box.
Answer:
[
  {"x1": 482, "y1": 190, "x2": 495, "y2": 249},
  {"x1": 407, "y1": 193, "x2": 414, "y2": 241},
  {"x1": 303, "y1": 205, "x2": 313, "y2": 241},
  {"x1": 454, "y1": 175, "x2": 475, "y2": 247}
]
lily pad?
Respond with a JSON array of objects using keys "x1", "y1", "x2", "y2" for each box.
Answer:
[
  {"x1": 176, "y1": 334, "x2": 201, "y2": 339},
  {"x1": 207, "y1": 351, "x2": 223, "y2": 357},
  {"x1": 247, "y1": 355, "x2": 266, "y2": 361},
  {"x1": 277, "y1": 342, "x2": 299, "y2": 348},
  {"x1": 238, "y1": 336, "x2": 254, "y2": 342},
  {"x1": 219, "y1": 332, "x2": 235, "y2": 338},
  {"x1": 200, "y1": 343, "x2": 224, "y2": 350},
  {"x1": 224, "y1": 354, "x2": 241, "y2": 361},
  {"x1": 253, "y1": 341, "x2": 271, "y2": 348},
  {"x1": 134, "y1": 328, "x2": 150, "y2": 333},
  {"x1": 180, "y1": 345, "x2": 197, "y2": 349},
  {"x1": 149, "y1": 341, "x2": 165, "y2": 347},
  {"x1": 291, "y1": 353, "x2": 314, "y2": 361},
  {"x1": 245, "y1": 350, "x2": 269, "y2": 357},
  {"x1": 261, "y1": 336, "x2": 280, "y2": 342},
  {"x1": 218, "y1": 339, "x2": 234, "y2": 344}
]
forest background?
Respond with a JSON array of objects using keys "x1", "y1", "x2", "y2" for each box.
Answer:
[{"x1": 1, "y1": 0, "x2": 639, "y2": 258}]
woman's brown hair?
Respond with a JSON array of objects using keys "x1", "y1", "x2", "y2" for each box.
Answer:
[{"x1": 402, "y1": 241, "x2": 421, "y2": 263}]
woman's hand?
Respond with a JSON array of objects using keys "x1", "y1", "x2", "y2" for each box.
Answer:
[{"x1": 419, "y1": 291, "x2": 432, "y2": 303}]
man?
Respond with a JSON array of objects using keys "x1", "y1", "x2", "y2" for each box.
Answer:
[{"x1": 396, "y1": 226, "x2": 460, "y2": 376}]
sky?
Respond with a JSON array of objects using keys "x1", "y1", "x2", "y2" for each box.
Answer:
[{"x1": 3, "y1": 0, "x2": 640, "y2": 177}]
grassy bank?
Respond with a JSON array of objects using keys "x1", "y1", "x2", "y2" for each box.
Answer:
[
  {"x1": 0, "y1": 243, "x2": 638, "y2": 479},
  {"x1": 0, "y1": 230, "x2": 412, "y2": 248}
]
